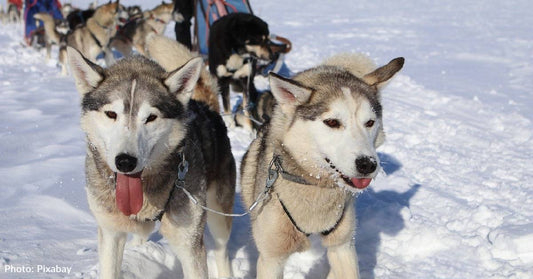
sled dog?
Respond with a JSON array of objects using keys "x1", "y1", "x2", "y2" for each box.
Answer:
[
  {"x1": 66, "y1": 1, "x2": 127, "y2": 67},
  {"x1": 208, "y1": 13, "x2": 276, "y2": 129},
  {"x1": 7, "y1": 2, "x2": 20, "y2": 23},
  {"x1": 0, "y1": 5, "x2": 6, "y2": 25},
  {"x1": 240, "y1": 53, "x2": 404, "y2": 279},
  {"x1": 67, "y1": 36, "x2": 236, "y2": 278},
  {"x1": 33, "y1": 13, "x2": 68, "y2": 74},
  {"x1": 111, "y1": 2, "x2": 174, "y2": 57}
]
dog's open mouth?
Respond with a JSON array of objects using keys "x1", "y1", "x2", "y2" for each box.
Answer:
[
  {"x1": 325, "y1": 158, "x2": 372, "y2": 189},
  {"x1": 115, "y1": 171, "x2": 143, "y2": 216}
]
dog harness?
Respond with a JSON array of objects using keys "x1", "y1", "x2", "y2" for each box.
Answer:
[
  {"x1": 269, "y1": 155, "x2": 347, "y2": 236},
  {"x1": 88, "y1": 30, "x2": 103, "y2": 48},
  {"x1": 172, "y1": 153, "x2": 347, "y2": 237},
  {"x1": 278, "y1": 195, "x2": 346, "y2": 236},
  {"x1": 87, "y1": 27, "x2": 109, "y2": 59}
]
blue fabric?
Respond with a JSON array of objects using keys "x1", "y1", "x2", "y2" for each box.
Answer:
[
  {"x1": 25, "y1": 0, "x2": 63, "y2": 41},
  {"x1": 260, "y1": 58, "x2": 292, "y2": 77},
  {"x1": 196, "y1": 0, "x2": 251, "y2": 55}
]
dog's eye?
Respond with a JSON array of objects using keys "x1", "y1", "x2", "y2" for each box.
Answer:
[
  {"x1": 323, "y1": 119, "x2": 341, "y2": 128},
  {"x1": 365, "y1": 120, "x2": 375, "y2": 128},
  {"x1": 105, "y1": 111, "x2": 117, "y2": 120},
  {"x1": 145, "y1": 114, "x2": 158, "y2": 123}
]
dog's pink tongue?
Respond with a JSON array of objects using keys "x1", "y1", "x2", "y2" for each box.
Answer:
[
  {"x1": 115, "y1": 173, "x2": 143, "y2": 216},
  {"x1": 351, "y1": 178, "x2": 372, "y2": 189}
]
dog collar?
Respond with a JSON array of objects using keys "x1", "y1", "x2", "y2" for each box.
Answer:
[
  {"x1": 269, "y1": 155, "x2": 313, "y2": 186},
  {"x1": 269, "y1": 155, "x2": 347, "y2": 236}
]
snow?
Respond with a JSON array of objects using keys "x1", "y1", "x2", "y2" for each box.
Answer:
[{"x1": 1, "y1": 0, "x2": 532, "y2": 278}]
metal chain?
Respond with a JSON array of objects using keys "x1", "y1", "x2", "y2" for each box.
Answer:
[{"x1": 174, "y1": 156, "x2": 280, "y2": 217}]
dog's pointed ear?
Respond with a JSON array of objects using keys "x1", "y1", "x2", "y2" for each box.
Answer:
[
  {"x1": 164, "y1": 57, "x2": 203, "y2": 105},
  {"x1": 269, "y1": 72, "x2": 312, "y2": 113},
  {"x1": 362, "y1": 57, "x2": 404, "y2": 88},
  {"x1": 67, "y1": 46, "x2": 104, "y2": 95}
]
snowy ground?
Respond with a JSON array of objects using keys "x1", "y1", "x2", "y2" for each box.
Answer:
[{"x1": 1, "y1": 0, "x2": 532, "y2": 278}]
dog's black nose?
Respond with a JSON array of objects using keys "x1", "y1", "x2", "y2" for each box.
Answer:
[
  {"x1": 356, "y1": 156, "x2": 377, "y2": 175},
  {"x1": 115, "y1": 154, "x2": 137, "y2": 173}
]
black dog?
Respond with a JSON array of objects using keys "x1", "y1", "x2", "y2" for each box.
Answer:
[{"x1": 208, "y1": 13, "x2": 275, "y2": 128}]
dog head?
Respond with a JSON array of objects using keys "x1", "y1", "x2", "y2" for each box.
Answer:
[
  {"x1": 269, "y1": 57, "x2": 404, "y2": 192},
  {"x1": 55, "y1": 19, "x2": 70, "y2": 35},
  {"x1": 148, "y1": 2, "x2": 174, "y2": 19},
  {"x1": 67, "y1": 47, "x2": 202, "y2": 176},
  {"x1": 228, "y1": 13, "x2": 273, "y2": 61},
  {"x1": 127, "y1": 5, "x2": 143, "y2": 18},
  {"x1": 94, "y1": 1, "x2": 128, "y2": 27},
  {"x1": 61, "y1": 3, "x2": 75, "y2": 18}
]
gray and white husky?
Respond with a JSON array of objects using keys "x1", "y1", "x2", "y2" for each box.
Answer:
[
  {"x1": 67, "y1": 36, "x2": 236, "y2": 278},
  {"x1": 241, "y1": 53, "x2": 404, "y2": 279}
]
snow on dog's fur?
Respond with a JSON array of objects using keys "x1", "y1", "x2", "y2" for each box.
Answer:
[{"x1": 240, "y1": 53, "x2": 404, "y2": 279}]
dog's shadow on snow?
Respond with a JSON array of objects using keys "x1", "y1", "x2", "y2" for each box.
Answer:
[
  {"x1": 226, "y1": 196, "x2": 259, "y2": 278},
  {"x1": 228, "y1": 152, "x2": 419, "y2": 279},
  {"x1": 356, "y1": 153, "x2": 419, "y2": 279},
  {"x1": 303, "y1": 153, "x2": 419, "y2": 279},
  {"x1": 355, "y1": 184, "x2": 420, "y2": 279}
]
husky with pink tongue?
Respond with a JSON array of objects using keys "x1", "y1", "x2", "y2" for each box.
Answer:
[
  {"x1": 240, "y1": 53, "x2": 404, "y2": 279},
  {"x1": 67, "y1": 35, "x2": 236, "y2": 279}
]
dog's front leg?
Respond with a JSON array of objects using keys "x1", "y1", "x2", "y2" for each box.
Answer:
[
  {"x1": 325, "y1": 241, "x2": 360, "y2": 279},
  {"x1": 160, "y1": 213, "x2": 208, "y2": 279},
  {"x1": 219, "y1": 78, "x2": 236, "y2": 128},
  {"x1": 253, "y1": 201, "x2": 309, "y2": 279},
  {"x1": 322, "y1": 202, "x2": 360, "y2": 279},
  {"x1": 98, "y1": 227, "x2": 127, "y2": 279},
  {"x1": 45, "y1": 42, "x2": 52, "y2": 61},
  {"x1": 103, "y1": 47, "x2": 116, "y2": 67},
  {"x1": 256, "y1": 254, "x2": 287, "y2": 279},
  {"x1": 238, "y1": 77, "x2": 254, "y2": 131}
]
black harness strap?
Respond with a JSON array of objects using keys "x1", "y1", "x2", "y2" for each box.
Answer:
[
  {"x1": 278, "y1": 195, "x2": 347, "y2": 236},
  {"x1": 89, "y1": 30, "x2": 103, "y2": 48},
  {"x1": 321, "y1": 206, "x2": 346, "y2": 236},
  {"x1": 271, "y1": 155, "x2": 346, "y2": 236},
  {"x1": 278, "y1": 195, "x2": 310, "y2": 237}
]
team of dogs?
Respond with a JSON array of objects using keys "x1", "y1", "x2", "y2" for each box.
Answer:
[
  {"x1": 8, "y1": 1, "x2": 405, "y2": 278},
  {"x1": 0, "y1": 1, "x2": 21, "y2": 25}
]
